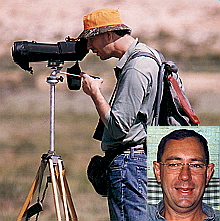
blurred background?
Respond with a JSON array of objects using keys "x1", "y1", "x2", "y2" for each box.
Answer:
[{"x1": 0, "y1": 0, "x2": 220, "y2": 220}]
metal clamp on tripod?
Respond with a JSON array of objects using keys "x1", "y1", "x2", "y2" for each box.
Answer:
[{"x1": 17, "y1": 61, "x2": 78, "y2": 221}]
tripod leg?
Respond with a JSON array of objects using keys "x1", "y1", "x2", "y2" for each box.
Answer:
[
  {"x1": 49, "y1": 158, "x2": 62, "y2": 221},
  {"x1": 55, "y1": 159, "x2": 78, "y2": 221},
  {"x1": 63, "y1": 174, "x2": 78, "y2": 221},
  {"x1": 17, "y1": 168, "x2": 40, "y2": 221},
  {"x1": 57, "y1": 159, "x2": 69, "y2": 221}
]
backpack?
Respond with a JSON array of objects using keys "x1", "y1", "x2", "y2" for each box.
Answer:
[{"x1": 132, "y1": 51, "x2": 200, "y2": 126}]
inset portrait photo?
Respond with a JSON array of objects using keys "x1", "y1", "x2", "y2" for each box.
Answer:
[{"x1": 147, "y1": 126, "x2": 220, "y2": 219}]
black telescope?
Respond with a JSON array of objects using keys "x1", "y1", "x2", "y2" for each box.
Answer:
[{"x1": 12, "y1": 37, "x2": 88, "y2": 74}]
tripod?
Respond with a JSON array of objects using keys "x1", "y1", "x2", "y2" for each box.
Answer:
[{"x1": 17, "y1": 61, "x2": 78, "y2": 221}]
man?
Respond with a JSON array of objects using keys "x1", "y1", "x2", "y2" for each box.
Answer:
[
  {"x1": 78, "y1": 8, "x2": 162, "y2": 220},
  {"x1": 151, "y1": 129, "x2": 220, "y2": 221}
]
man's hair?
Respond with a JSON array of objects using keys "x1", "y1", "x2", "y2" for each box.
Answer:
[
  {"x1": 157, "y1": 129, "x2": 209, "y2": 164},
  {"x1": 113, "y1": 30, "x2": 131, "y2": 37}
]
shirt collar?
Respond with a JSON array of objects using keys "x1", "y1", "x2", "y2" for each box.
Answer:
[
  {"x1": 202, "y1": 203, "x2": 218, "y2": 221},
  {"x1": 156, "y1": 201, "x2": 166, "y2": 220},
  {"x1": 156, "y1": 201, "x2": 217, "y2": 221},
  {"x1": 115, "y1": 38, "x2": 138, "y2": 71}
]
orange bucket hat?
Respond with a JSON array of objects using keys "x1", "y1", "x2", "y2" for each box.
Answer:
[{"x1": 78, "y1": 8, "x2": 131, "y2": 39}]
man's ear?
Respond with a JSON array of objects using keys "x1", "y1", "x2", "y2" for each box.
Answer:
[
  {"x1": 205, "y1": 163, "x2": 214, "y2": 185},
  {"x1": 153, "y1": 161, "x2": 161, "y2": 183}
]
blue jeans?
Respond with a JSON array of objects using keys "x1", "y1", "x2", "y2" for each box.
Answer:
[{"x1": 107, "y1": 147, "x2": 147, "y2": 221}]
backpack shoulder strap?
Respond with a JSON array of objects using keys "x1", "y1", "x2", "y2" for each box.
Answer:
[
  {"x1": 130, "y1": 50, "x2": 165, "y2": 126},
  {"x1": 130, "y1": 51, "x2": 163, "y2": 66}
]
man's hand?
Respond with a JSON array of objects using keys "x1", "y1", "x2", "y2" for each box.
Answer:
[
  {"x1": 80, "y1": 72, "x2": 110, "y2": 123},
  {"x1": 80, "y1": 72, "x2": 103, "y2": 96}
]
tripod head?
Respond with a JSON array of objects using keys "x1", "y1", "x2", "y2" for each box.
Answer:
[
  {"x1": 46, "y1": 60, "x2": 64, "y2": 85},
  {"x1": 46, "y1": 60, "x2": 82, "y2": 90},
  {"x1": 47, "y1": 60, "x2": 64, "y2": 69}
]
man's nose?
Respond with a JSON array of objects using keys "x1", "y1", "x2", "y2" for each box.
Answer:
[{"x1": 178, "y1": 164, "x2": 192, "y2": 181}]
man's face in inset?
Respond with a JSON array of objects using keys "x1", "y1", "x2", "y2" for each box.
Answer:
[{"x1": 153, "y1": 137, "x2": 214, "y2": 214}]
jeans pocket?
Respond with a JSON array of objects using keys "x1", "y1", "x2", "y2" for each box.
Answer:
[
  {"x1": 108, "y1": 155, "x2": 126, "y2": 196},
  {"x1": 136, "y1": 165, "x2": 147, "y2": 197}
]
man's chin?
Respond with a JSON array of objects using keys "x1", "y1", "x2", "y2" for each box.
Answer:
[
  {"x1": 172, "y1": 198, "x2": 201, "y2": 213},
  {"x1": 99, "y1": 56, "x2": 110, "y2": 60},
  {"x1": 165, "y1": 196, "x2": 199, "y2": 213},
  {"x1": 176, "y1": 200, "x2": 194, "y2": 209},
  {"x1": 95, "y1": 53, "x2": 111, "y2": 60}
]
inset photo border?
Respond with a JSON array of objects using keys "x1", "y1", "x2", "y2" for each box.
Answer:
[{"x1": 147, "y1": 126, "x2": 220, "y2": 210}]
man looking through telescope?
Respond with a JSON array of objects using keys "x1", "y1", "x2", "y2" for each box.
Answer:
[{"x1": 78, "y1": 8, "x2": 163, "y2": 220}]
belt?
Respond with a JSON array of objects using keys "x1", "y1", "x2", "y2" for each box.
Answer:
[
  {"x1": 123, "y1": 145, "x2": 145, "y2": 154},
  {"x1": 105, "y1": 144, "x2": 145, "y2": 156}
]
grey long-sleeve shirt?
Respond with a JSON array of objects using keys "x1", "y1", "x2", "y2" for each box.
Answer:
[{"x1": 101, "y1": 39, "x2": 161, "y2": 151}]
